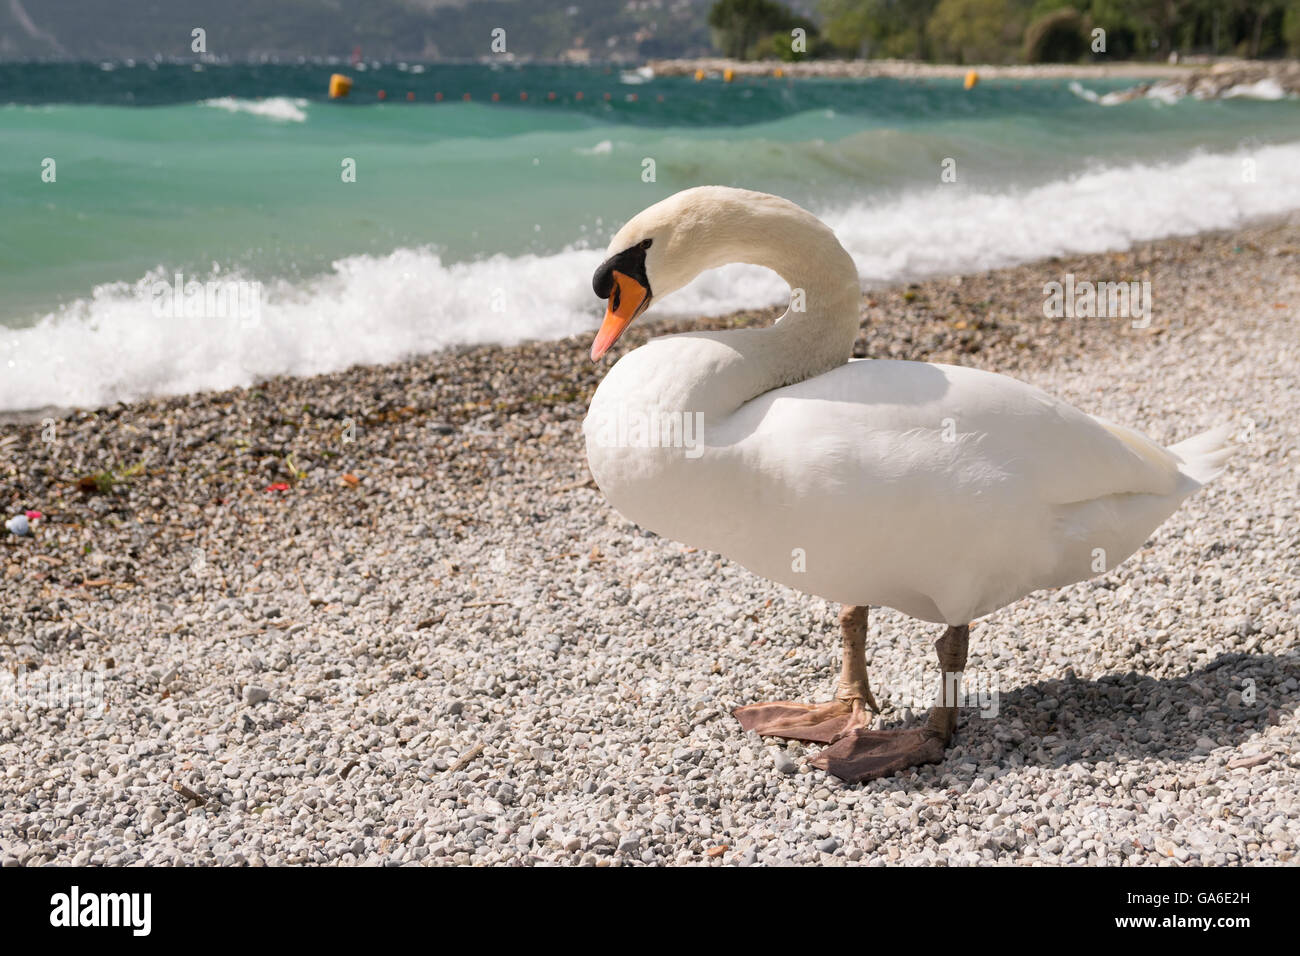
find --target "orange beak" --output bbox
[591,270,649,361]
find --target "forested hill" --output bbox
[0,0,718,61]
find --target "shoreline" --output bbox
[647,56,1300,97]
[646,56,1199,80]
[1,217,1297,865]
[1,213,1295,428]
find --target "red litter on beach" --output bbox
[266,483,290,493]
[25,510,42,520]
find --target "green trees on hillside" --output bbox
[927,0,1025,63]
[820,0,938,58]
[1022,7,1090,62]
[707,0,823,59]
[799,0,1300,62]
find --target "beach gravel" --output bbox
[0,218,1297,865]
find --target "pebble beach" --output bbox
[1,218,1297,866]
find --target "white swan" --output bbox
[583,186,1234,782]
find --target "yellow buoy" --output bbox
[963,70,979,90]
[773,68,784,78]
[693,68,705,82]
[723,68,734,83]
[329,73,353,98]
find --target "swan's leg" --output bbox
[810,623,970,783]
[733,604,881,744]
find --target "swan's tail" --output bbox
[1169,423,1237,486]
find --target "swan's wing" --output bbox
[741,360,1185,505]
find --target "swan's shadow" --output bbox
[874,650,1297,786]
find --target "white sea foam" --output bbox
[1072,77,1291,106]
[1144,82,1185,105]
[824,140,1300,281]
[200,97,309,122]
[1067,81,1147,106]
[5,141,1300,411]
[1222,78,1287,101]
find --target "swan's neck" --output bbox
[738,225,861,388]
[590,195,862,442]
[683,202,862,411]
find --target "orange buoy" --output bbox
[406,91,414,101]
[575,91,584,101]
[520,91,528,101]
[603,92,611,101]
[547,91,556,101]
[693,69,705,81]
[434,91,443,102]
[377,89,386,100]
[723,68,734,83]
[773,68,784,78]
[656,94,664,102]
[964,70,979,90]
[328,73,353,98]
[491,92,500,102]
[462,92,471,101]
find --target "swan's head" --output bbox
[590,235,655,361]
[590,186,758,361]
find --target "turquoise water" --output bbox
[1,62,1298,409]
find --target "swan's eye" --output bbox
[611,284,621,311]
[593,240,652,300]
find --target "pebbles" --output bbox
[0,219,1297,865]
[772,749,799,775]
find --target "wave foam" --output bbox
[200,97,309,122]
[5,141,1300,411]
[1222,78,1287,101]
[825,140,1300,280]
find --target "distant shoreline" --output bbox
[646,57,1197,80]
[647,57,1300,100]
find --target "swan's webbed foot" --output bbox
[808,725,948,782]
[733,695,875,745]
[733,604,880,744]
[736,614,973,784]
[810,623,971,784]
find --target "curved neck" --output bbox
[683,199,862,408]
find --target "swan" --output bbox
[582,186,1234,783]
